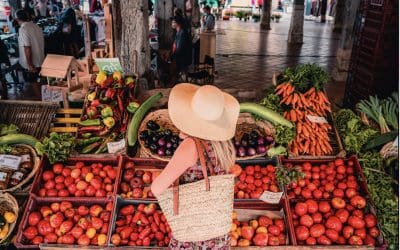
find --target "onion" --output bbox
[247,147,256,156]
[166,142,172,148]
[157,147,166,156]
[265,136,274,144]
[234,140,240,147]
[256,145,267,154]
[238,147,246,157]
[257,136,265,145]
[158,137,166,146]
[241,139,248,147]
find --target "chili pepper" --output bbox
[76,137,102,147]
[95,71,107,85]
[81,141,102,154]
[78,119,101,127]
[101,106,113,118]
[90,99,101,107]
[127,102,140,114]
[94,133,117,154]
[105,88,116,99]
[103,117,115,129]
[87,91,96,101]
[117,94,124,112]
[78,126,103,133]
[100,89,108,102]
[96,127,110,136]
[86,106,98,119]
[113,71,122,81]
[125,76,135,86]
[82,133,92,139]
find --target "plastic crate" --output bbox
[30,155,122,200]
[117,157,167,201]
[0,100,59,139]
[15,196,115,249]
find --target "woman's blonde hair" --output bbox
[209,140,236,173]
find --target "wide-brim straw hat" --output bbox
[168,83,240,141]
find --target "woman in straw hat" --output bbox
[151,83,240,249]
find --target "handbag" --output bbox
[156,138,234,242]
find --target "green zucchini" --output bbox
[127,92,163,146]
[0,133,39,148]
[363,131,398,151]
[240,103,294,128]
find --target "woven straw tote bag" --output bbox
[156,138,234,242]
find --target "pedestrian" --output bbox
[277,0,283,11]
[151,83,240,249]
[201,5,215,31]
[14,9,44,74]
[170,15,192,83]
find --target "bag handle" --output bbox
[173,137,210,215]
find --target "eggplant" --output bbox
[248,139,257,147]
[164,129,172,136]
[250,131,259,139]
[237,147,246,157]
[147,120,160,131]
[158,137,166,146]
[166,142,172,148]
[265,136,274,144]
[240,139,248,147]
[157,147,166,156]
[139,130,149,140]
[165,148,173,156]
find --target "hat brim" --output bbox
[168,83,240,141]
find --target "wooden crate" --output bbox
[48,108,82,134]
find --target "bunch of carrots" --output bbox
[275,82,333,156]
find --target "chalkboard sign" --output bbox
[94,58,123,74]
[41,85,65,102]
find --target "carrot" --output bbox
[285,95,293,105]
[290,110,297,122]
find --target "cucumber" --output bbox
[127,92,163,146]
[240,103,294,128]
[363,131,398,151]
[0,133,39,148]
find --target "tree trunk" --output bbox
[288,0,305,43]
[333,0,346,32]
[260,0,272,30]
[320,0,327,22]
[113,0,150,77]
[157,0,174,50]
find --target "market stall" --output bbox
[0,64,397,249]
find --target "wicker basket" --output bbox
[0,193,19,244]
[234,113,276,160]
[138,109,179,161]
[0,144,41,193]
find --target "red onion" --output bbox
[256,145,267,154]
[237,147,246,157]
[257,136,265,145]
[247,147,256,156]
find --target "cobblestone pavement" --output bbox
[213,14,341,95]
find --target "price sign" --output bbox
[0,155,22,170]
[95,58,123,74]
[107,139,126,154]
[41,85,64,102]
[306,115,328,124]
[259,191,283,204]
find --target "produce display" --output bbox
[285,158,366,200]
[230,211,287,246]
[276,64,334,156]
[0,144,36,190]
[139,120,181,157]
[234,131,274,157]
[110,202,171,247]
[118,160,160,199]
[34,161,118,198]
[0,211,16,241]
[76,71,138,154]
[232,163,280,199]
[290,198,382,246]
[35,132,75,164]
[19,200,113,246]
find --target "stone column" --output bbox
[260,0,272,30]
[333,0,346,32]
[288,0,305,44]
[332,0,361,81]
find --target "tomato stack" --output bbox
[283,157,384,247]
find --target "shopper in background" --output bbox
[152,84,240,249]
[171,15,192,82]
[15,9,44,73]
[201,5,215,31]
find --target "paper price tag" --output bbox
[259,191,283,204]
[0,154,22,170]
[393,136,398,147]
[107,139,126,154]
[306,115,328,124]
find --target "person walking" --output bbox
[152,83,240,249]
[15,9,44,74]
[171,15,192,83]
[201,5,215,31]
